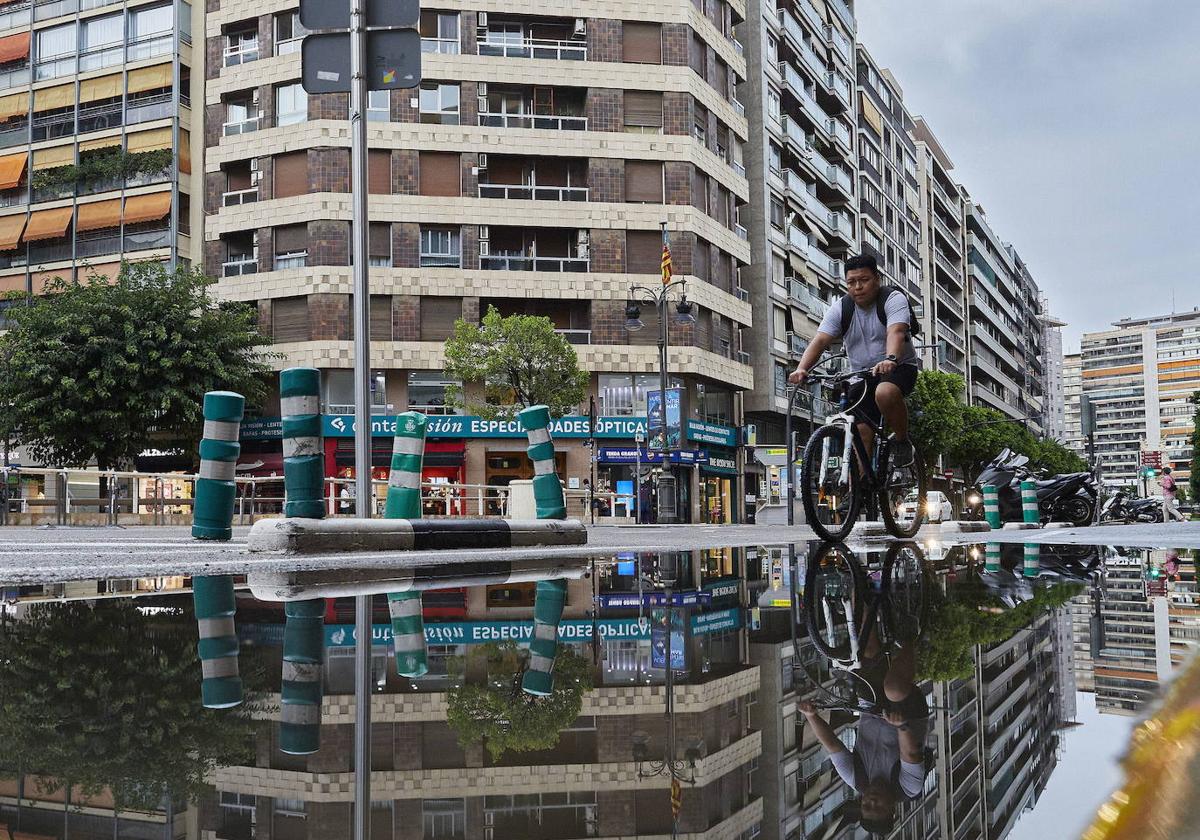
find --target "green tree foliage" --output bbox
[1191,391,1200,502]
[907,369,966,469]
[445,641,594,761]
[917,577,1082,682]
[0,601,258,810]
[442,306,590,420]
[0,262,271,469]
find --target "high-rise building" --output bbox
[207,0,755,523]
[1040,297,1067,442]
[1079,308,1200,487]
[0,0,198,318]
[738,0,857,446]
[1062,352,1086,460]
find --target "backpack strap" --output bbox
[838,293,855,338]
[875,286,897,329]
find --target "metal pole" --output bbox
[786,386,794,528]
[663,584,675,838]
[349,0,372,831]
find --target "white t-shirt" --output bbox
[828,713,927,799]
[817,292,919,373]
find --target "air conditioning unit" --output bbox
[573,18,585,36]
[477,152,488,168]
[577,230,590,246]
[477,11,487,27]
[477,81,488,96]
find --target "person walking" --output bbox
[1162,467,1186,522]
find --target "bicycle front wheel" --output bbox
[883,542,928,644]
[878,437,927,538]
[804,543,867,660]
[801,425,861,542]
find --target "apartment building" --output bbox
[737,0,857,444]
[964,199,1046,431]
[204,0,755,523]
[1062,352,1085,460]
[909,117,968,385]
[0,0,198,319]
[1041,300,1067,443]
[1079,308,1200,487]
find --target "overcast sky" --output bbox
[854,1,1200,352]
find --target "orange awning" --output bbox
[22,206,72,242]
[0,31,30,65]
[0,151,26,190]
[0,213,26,250]
[0,91,28,122]
[178,129,191,174]
[76,198,122,232]
[127,63,172,94]
[122,192,171,225]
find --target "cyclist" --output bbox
[788,253,919,466]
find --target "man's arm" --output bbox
[790,332,835,384]
[799,701,847,755]
[883,710,924,763]
[871,323,909,377]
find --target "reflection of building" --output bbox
[203,551,762,839]
[0,784,184,840]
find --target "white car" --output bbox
[897,490,953,523]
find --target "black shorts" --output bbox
[846,363,918,426]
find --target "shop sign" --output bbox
[702,581,740,600]
[686,419,738,448]
[241,417,284,440]
[598,448,708,465]
[598,590,712,608]
[240,415,649,440]
[704,454,738,475]
[240,618,653,648]
[690,607,741,635]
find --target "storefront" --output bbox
[699,448,738,523]
[595,448,703,524]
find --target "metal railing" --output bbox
[734,223,748,240]
[477,183,588,201]
[223,41,260,66]
[554,328,592,344]
[478,112,587,131]
[479,255,589,272]
[223,258,258,277]
[222,187,259,206]
[223,115,260,136]
[478,38,586,61]
[420,37,460,54]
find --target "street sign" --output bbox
[301,30,421,93]
[299,0,419,31]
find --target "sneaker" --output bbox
[890,438,915,469]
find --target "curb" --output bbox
[940,521,992,534]
[247,517,587,554]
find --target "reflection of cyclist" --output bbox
[788,253,919,466]
[798,636,928,835]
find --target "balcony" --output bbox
[478,37,586,61]
[794,0,825,32]
[789,278,827,320]
[825,24,851,63]
[828,118,852,151]
[222,187,259,207]
[933,175,960,211]
[78,42,124,74]
[778,115,813,157]
[480,255,589,272]
[75,230,121,258]
[477,183,588,201]
[0,63,30,92]
[123,227,172,251]
[0,2,30,33]
[820,156,853,196]
[824,71,852,110]
[554,328,591,344]
[223,115,260,136]
[934,213,962,253]
[78,101,122,133]
[828,210,854,241]
[127,92,174,124]
[478,112,586,131]
[935,285,964,319]
[933,248,962,285]
[30,111,74,143]
[127,30,173,62]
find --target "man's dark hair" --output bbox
[1164,467,1172,474]
[860,814,897,835]
[844,253,880,278]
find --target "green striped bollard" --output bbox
[984,542,1001,574]
[281,368,325,519]
[1020,480,1039,526]
[522,578,568,697]
[1023,543,1040,578]
[518,405,565,521]
[982,485,1001,529]
[280,599,325,755]
[193,575,243,709]
[385,411,429,678]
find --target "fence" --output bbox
[0,466,626,527]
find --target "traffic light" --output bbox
[1143,466,1157,479]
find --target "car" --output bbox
[897,490,953,524]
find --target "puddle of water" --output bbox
[0,541,1193,840]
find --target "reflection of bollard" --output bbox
[384,412,427,519]
[1023,543,1040,578]
[280,599,325,755]
[1020,480,1039,526]
[388,592,427,677]
[984,542,1001,573]
[983,485,1001,529]
[522,579,567,696]
[193,575,242,708]
[518,405,565,520]
[193,391,245,540]
[281,368,324,520]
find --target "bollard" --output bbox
[193,575,242,709]
[1020,480,1039,526]
[384,412,427,519]
[1023,543,1040,579]
[193,391,245,540]
[518,405,565,520]
[280,599,325,755]
[522,578,567,697]
[387,592,428,677]
[281,368,325,520]
[982,485,1001,529]
[984,542,1001,574]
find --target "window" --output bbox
[80,14,123,71]
[419,151,460,197]
[420,226,460,268]
[275,83,306,126]
[273,224,307,269]
[625,160,663,203]
[419,10,460,54]
[626,230,663,274]
[692,103,708,145]
[423,799,465,839]
[368,149,391,194]
[273,151,308,199]
[224,93,259,134]
[420,298,463,341]
[770,197,784,230]
[35,24,76,79]
[769,142,782,175]
[369,222,391,267]
[623,90,662,134]
[128,5,172,59]
[419,82,460,124]
[273,799,306,817]
[274,11,308,54]
[367,89,389,121]
[623,21,662,64]
[408,370,459,413]
[767,87,780,121]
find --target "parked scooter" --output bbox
[963,449,1097,526]
[1100,490,1163,524]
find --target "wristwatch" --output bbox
[884,354,897,363]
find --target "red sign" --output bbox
[1141,450,1163,467]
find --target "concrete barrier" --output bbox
[247,516,587,554]
[280,599,324,755]
[940,521,992,534]
[1002,522,1041,530]
[984,543,1001,573]
[280,368,324,520]
[192,391,244,540]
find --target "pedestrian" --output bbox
[1162,467,1186,522]
[339,482,355,515]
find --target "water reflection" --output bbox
[0,544,1196,840]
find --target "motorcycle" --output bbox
[964,449,1096,527]
[1100,490,1162,524]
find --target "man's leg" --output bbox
[856,422,875,476]
[875,382,909,440]
[883,640,917,704]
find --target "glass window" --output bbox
[420,11,460,53]
[769,142,782,174]
[128,4,173,59]
[598,374,683,416]
[81,13,122,51]
[408,370,460,414]
[423,799,465,839]
[274,11,308,54]
[419,82,459,124]
[35,23,76,78]
[367,89,389,122]
[419,226,461,267]
[275,83,307,126]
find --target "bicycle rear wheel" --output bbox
[804,543,867,660]
[883,542,927,643]
[801,425,861,542]
[878,436,927,538]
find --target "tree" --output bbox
[0,601,258,810]
[907,370,967,467]
[443,306,590,419]
[445,641,594,761]
[0,262,271,470]
[1191,391,1200,502]
[1031,436,1088,476]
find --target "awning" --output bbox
[0,91,27,122]
[121,192,171,225]
[22,206,73,242]
[126,126,172,153]
[34,83,75,113]
[31,145,72,170]
[859,92,883,136]
[0,213,26,250]
[79,73,122,103]
[76,198,122,232]
[178,129,191,174]
[753,448,791,467]
[127,62,172,94]
[0,31,30,65]
[79,134,121,152]
[0,151,27,190]
[801,211,828,246]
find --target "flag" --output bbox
[661,236,672,286]
[670,777,683,818]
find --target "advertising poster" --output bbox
[647,387,683,451]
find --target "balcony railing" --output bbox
[223,258,258,276]
[30,112,74,142]
[78,101,122,133]
[222,187,259,206]
[825,24,851,62]
[223,115,260,136]
[823,157,853,194]
[734,222,748,240]
[276,36,303,55]
[478,37,586,61]
[933,212,960,248]
[78,43,124,73]
[478,112,586,131]
[75,231,121,258]
[420,37,459,54]
[28,239,73,263]
[34,55,76,81]
[932,175,959,210]
[0,63,30,91]
[124,227,172,251]
[828,118,852,149]
[34,0,74,20]
[480,255,589,272]
[223,41,260,66]
[478,183,588,202]
[825,71,851,107]
[934,248,962,284]
[795,0,824,31]
[829,211,854,240]
[0,3,31,33]
[127,31,173,62]
[125,167,171,188]
[554,328,591,345]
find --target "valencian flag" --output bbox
[661,230,673,286]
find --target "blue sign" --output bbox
[690,608,741,635]
[651,610,687,670]
[598,448,708,465]
[240,415,648,441]
[240,619,652,648]
[686,419,738,448]
[599,590,712,608]
[647,388,683,450]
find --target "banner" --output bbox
[647,388,682,451]
[686,419,738,448]
[242,414,649,441]
[597,448,707,465]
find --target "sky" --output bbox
[854,1,1200,352]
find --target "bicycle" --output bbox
[796,361,927,541]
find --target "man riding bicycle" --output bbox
[788,254,919,467]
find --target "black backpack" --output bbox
[838,285,921,341]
